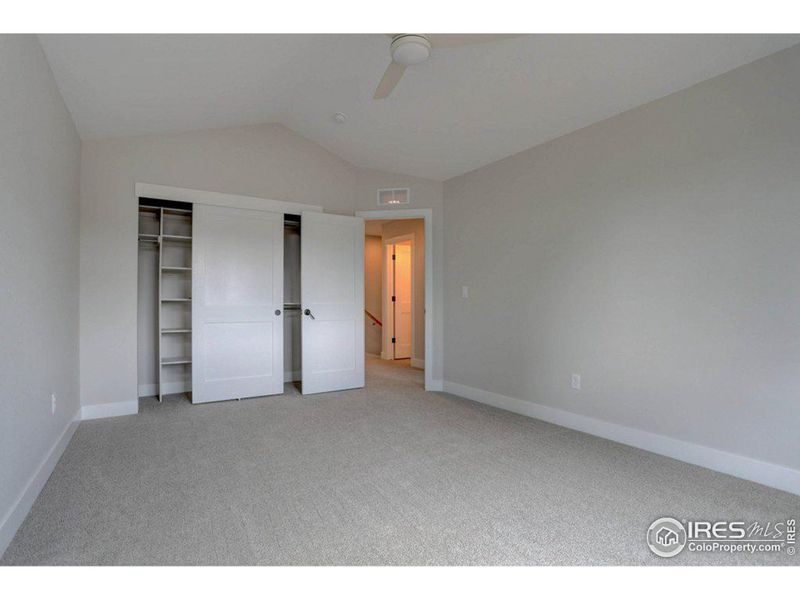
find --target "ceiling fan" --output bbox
[374,34,520,100]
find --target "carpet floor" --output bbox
[2,358,798,565]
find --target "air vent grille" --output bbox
[377,188,410,206]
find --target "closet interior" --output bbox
[283,214,302,385]
[137,200,303,403]
[137,199,194,402]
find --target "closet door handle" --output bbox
[304,309,315,320]
[275,309,281,316]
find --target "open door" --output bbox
[392,242,413,359]
[192,205,284,403]
[301,212,365,394]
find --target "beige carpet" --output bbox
[2,357,798,565]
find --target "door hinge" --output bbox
[392,254,396,260]
[391,295,396,302]
[391,337,396,344]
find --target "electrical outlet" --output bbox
[571,374,581,390]
[51,393,57,414]
[462,286,469,299]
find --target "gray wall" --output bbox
[0,36,81,551]
[81,124,444,411]
[444,44,800,472]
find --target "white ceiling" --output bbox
[39,34,798,181]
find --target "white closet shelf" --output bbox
[161,328,191,334]
[161,266,192,271]
[161,356,192,365]
[161,298,192,302]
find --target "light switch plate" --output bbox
[571,374,581,390]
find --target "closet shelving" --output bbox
[138,201,193,402]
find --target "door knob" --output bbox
[304,308,315,320]
[275,309,281,316]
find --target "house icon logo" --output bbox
[656,527,678,546]
[647,517,687,558]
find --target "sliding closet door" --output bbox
[301,212,365,394]
[192,205,284,403]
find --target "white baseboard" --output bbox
[81,400,139,421]
[442,380,800,496]
[410,357,425,369]
[0,408,81,558]
[138,381,191,397]
[428,379,444,392]
[284,370,301,383]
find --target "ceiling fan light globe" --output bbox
[390,35,432,66]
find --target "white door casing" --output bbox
[192,204,284,403]
[301,211,365,394]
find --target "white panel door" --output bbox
[301,212,365,394]
[393,243,413,359]
[192,205,284,403]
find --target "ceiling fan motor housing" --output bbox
[391,35,432,65]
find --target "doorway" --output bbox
[363,219,424,373]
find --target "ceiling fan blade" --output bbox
[373,61,407,99]
[427,34,522,48]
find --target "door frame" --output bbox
[355,208,436,391]
[382,233,415,361]
[136,182,323,216]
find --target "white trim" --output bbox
[442,381,800,496]
[356,208,436,392]
[81,400,139,421]
[136,182,323,215]
[383,232,415,361]
[0,408,81,558]
[429,379,444,392]
[410,358,425,369]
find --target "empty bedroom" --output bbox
[1,1,798,595]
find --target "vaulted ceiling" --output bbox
[39,34,798,181]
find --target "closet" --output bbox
[137,199,194,402]
[137,198,364,404]
[283,215,302,384]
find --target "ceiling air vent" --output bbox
[377,188,410,206]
